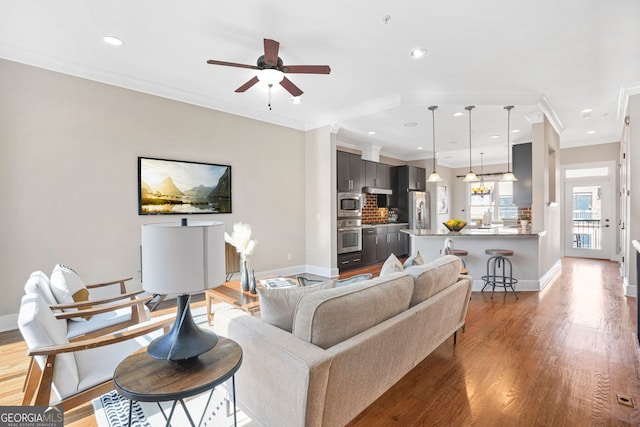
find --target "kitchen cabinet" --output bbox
[512,142,532,207]
[337,252,363,272]
[397,165,426,191]
[337,151,364,192]
[364,161,391,189]
[361,224,410,266]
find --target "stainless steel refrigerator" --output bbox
[408,191,430,230]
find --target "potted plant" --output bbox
[519,214,530,228]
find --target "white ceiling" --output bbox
[2,0,639,167]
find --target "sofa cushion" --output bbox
[50,264,92,320]
[292,272,413,349]
[379,253,404,277]
[256,280,335,332]
[404,255,462,307]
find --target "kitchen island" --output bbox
[402,227,560,291]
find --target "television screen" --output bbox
[138,157,231,215]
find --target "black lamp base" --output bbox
[147,294,218,363]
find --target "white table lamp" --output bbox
[141,220,225,362]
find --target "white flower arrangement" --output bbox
[224,222,257,259]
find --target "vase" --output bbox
[240,257,250,292]
[249,270,257,294]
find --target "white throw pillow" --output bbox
[379,253,404,277]
[49,264,91,320]
[257,280,335,332]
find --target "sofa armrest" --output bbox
[213,308,332,427]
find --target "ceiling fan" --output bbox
[207,39,331,99]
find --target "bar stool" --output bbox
[481,249,518,299]
[453,249,468,274]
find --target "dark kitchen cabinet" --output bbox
[362,228,377,265]
[361,224,409,266]
[337,151,364,192]
[512,142,532,207]
[337,252,363,272]
[397,165,426,191]
[364,161,391,189]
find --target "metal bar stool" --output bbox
[453,249,468,274]
[481,249,518,299]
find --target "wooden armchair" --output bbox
[25,268,152,340]
[18,293,174,411]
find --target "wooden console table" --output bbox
[205,280,261,325]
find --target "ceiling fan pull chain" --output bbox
[268,84,273,110]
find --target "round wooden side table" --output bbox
[114,336,242,427]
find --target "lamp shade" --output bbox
[141,221,225,295]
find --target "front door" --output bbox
[563,164,615,259]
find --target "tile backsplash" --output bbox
[362,194,388,224]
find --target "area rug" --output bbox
[93,388,258,427]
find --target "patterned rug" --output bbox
[93,388,256,427]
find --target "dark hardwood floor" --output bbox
[2,257,638,426]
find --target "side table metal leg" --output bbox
[232,375,238,427]
[128,400,133,427]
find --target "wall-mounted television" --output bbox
[138,157,231,215]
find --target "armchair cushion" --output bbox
[24,271,59,309]
[18,294,79,400]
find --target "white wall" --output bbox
[0,59,308,327]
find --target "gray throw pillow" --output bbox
[336,273,372,287]
[403,250,425,268]
[256,280,335,332]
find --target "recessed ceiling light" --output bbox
[587,130,596,134]
[290,96,302,104]
[410,48,427,58]
[452,112,464,117]
[368,131,376,135]
[490,134,500,139]
[403,122,418,127]
[103,36,124,47]
[417,146,424,150]
[511,129,521,133]
[581,109,593,114]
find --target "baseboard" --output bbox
[623,277,638,297]
[538,259,563,290]
[0,313,18,332]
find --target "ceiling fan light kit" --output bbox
[207,38,330,109]
[462,105,479,182]
[501,105,518,182]
[426,105,442,183]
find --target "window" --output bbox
[469,179,517,222]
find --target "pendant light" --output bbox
[501,105,518,181]
[426,105,442,182]
[463,105,479,182]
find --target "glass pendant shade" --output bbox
[464,105,479,182]
[427,171,443,182]
[463,171,479,182]
[427,105,442,182]
[501,105,518,182]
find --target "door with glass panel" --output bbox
[563,165,614,259]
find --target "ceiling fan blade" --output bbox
[280,77,303,97]
[207,59,260,70]
[282,65,331,74]
[263,39,280,67]
[235,76,260,93]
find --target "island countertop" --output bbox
[401,227,546,237]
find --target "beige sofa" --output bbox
[213,255,472,427]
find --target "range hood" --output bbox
[363,186,393,195]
